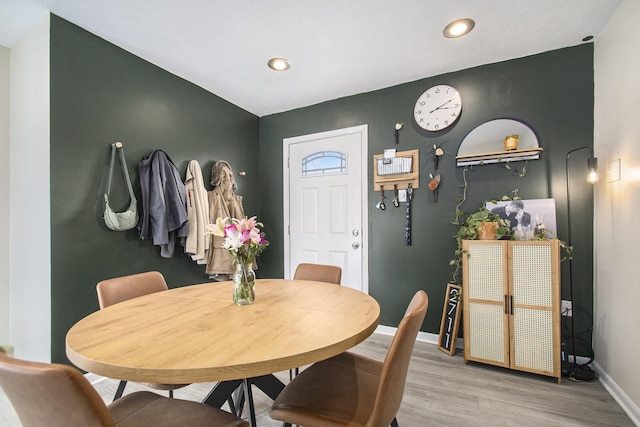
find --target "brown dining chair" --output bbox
[0,348,248,427]
[293,262,342,285]
[270,290,428,427]
[290,262,342,380]
[96,271,189,401]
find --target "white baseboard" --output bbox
[593,361,640,426]
[375,325,462,348]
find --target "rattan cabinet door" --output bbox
[509,241,561,380]
[463,241,509,368]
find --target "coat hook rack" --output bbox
[373,149,419,191]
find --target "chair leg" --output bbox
[288,367,300,382]
[113,380,127,402]
[243,379,257,427]
[169,389,173,398]
[391,417,398,427]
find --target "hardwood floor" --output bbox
[1,333,633,426]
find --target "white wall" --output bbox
[0,46,10,348]
[9,15,50,362]
[594,0,640,422]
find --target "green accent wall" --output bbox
[48,13,595,362]
[49,15,260,363]
[259,44,594,358]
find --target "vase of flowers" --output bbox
[233,262,256,305]
[207,216,269,305]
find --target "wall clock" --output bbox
[413,85,462,131]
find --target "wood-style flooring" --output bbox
[0,333,633,426]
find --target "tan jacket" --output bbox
[205,187,245,275]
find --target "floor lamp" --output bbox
[564,146,598,381]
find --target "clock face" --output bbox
[414,85,462,131]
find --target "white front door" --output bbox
[283,125,368,292]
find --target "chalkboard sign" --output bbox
[437,283,462,355]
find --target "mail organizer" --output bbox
[373,149,419,191]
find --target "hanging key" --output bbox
[405,184,413,245]
[376,186,386,210]
[392,185,400,208]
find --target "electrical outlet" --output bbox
[398,189,407,202]
[561,300,572,317]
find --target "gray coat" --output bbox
[138,150,188,258]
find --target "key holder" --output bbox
[373,149,419,192]
[392,185,400,208]
[376,186,386,210]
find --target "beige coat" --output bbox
[205,187,245,275]
[183,160,210,264]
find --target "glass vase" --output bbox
[233,262,255,305]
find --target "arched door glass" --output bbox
[301,151,346,176]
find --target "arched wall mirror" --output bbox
[456,118,542,166]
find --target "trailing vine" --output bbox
[504,159,528,177]
[452,166,470,226]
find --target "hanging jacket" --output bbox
[205,186,245,275]
[138,150,188,258]
[183,160,210,264]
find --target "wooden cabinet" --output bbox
[462,240,561,383]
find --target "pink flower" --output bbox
[206,216,269,265]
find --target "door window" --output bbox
[302,151,346,176]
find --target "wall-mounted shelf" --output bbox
[456,119,541,167]
[456,147,543,166]
[373,149,419,191]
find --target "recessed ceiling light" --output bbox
[268,57,291,71]
[443,18,475,38]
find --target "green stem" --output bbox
[453,166,469,224]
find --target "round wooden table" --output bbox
[66,279,380,384]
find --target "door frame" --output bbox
[282,124,369,293]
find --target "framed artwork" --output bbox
[485,198,557,238]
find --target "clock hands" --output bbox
[429,97,457,114]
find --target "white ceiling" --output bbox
[0,0,622,117]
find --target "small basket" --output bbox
[376,156,413,176]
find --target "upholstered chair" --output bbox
[96,271,189,400]
[271,290,428,427]
[0,348,248,427]
[293,262,342,285]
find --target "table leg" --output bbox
[249,374,285,400]
[202,374,286,425]
[202,379,243,407]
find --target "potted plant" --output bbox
[450,205,511,284]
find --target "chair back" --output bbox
[97,271,168,309]
[293,263,342,285]
[367,290,428,427]
[0,348,114,427]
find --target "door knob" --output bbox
[352,242,360,250]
